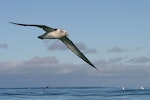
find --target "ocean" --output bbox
[0,87,150,100]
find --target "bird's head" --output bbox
[65,32,69,37]
[62,30,69,37]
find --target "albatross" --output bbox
[10,22,99,71]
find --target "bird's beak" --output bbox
[66,33,69,37]
[38,35,43,39]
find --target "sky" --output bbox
[0,0,150,88]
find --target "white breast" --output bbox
[45,29,66,39]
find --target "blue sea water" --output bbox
[0,87,150,100]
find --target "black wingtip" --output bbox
[89,63,100,72]
[9,22,26,26]
[96,68,100,72]
[92,65,100,72]
[9,22,20,25]
[9,22,15,24]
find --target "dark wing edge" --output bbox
[60,36,99,71]
[9,22,57,32]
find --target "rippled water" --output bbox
[0,87,150,100]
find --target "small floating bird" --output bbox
[10,22,99,71]
[122,86,125,90]
[140,86,144,90]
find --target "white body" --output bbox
[39,29,68,39]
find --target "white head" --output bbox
[59,29,69,37]
[64,30,69,37]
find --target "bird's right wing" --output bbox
[10,22,57,32]
[60,36,99,71]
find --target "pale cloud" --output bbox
[94,58,150,77]
[25,56,59,65]
[133,46,145,51]
[107,47,127,53]
[107,46,145,54]
[108,57,126,63]
[0,61,22,74]
[94,57,126,66]
[0,44,8,49]
[59,68,74,74]
[0,56,81,75]
[127,56,150,64]
[1,56,149,76]
[0,56,150,87]
[44,41,97,54]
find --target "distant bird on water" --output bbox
[10,22,99,71]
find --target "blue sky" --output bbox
[0,0,150,88]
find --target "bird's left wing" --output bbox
[60,36,99,71]
[10,22,57,32]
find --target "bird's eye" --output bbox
[60,30,63,32]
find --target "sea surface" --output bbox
[0,87,150,100]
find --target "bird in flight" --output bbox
[10,22,99,71]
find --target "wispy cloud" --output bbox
[107,47,127,53]
[108,57,126,63]
[127,56,150,64]
[44,41,97,54]
[107,46,145,54]
[0,44,8,49]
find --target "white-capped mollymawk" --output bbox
[10,22,99,71]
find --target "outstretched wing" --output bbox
[10,22,57,32]
[60,36,99,71]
